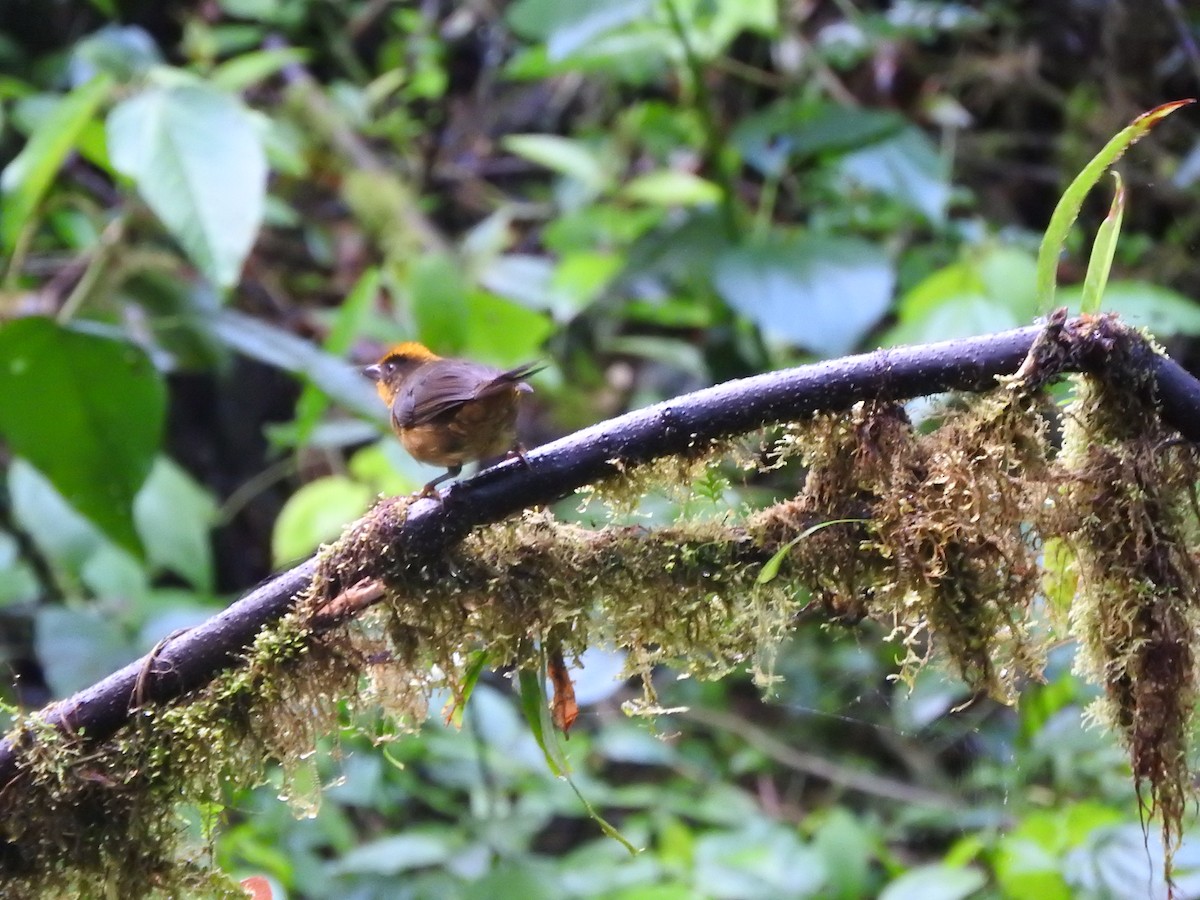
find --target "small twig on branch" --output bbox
[2,316,1199,786]
[308,578,386,631]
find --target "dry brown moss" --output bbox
[1048,371,1200,867]
[4,329,1200,892]
[750,394,1052,701]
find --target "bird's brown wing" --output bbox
[393,366,480,427]
[395,360,545,428]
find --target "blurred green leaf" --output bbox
[813,809,875,900]
[733,100,903,176]
[884,245,1039,345]
[1062,803,1125,844]
[0,318,164,554]
[1066,822,1200,898]
[210,47,309,91]
[507,0,653,61]
[80,543,147,601]
[503,134,612,192]
[275,267,381,449]
[478,253,557,310]
[107,80,267,288]
[0,74,113,252]
[623,297,714,328]
[271,476,373,567]
[1060,280,1200,338]
[624,209,731,286]
[878,864,986,900]
[347,443,420,496]
[693,822,827,898]
[330,831,457,876]
[604,335,706,377]
[35,605,140,697]
[70,25,162,82]
[133,456,217,591]
[461,291,555,363]
[208,309,382,420]
[412,253,471,353]
[621,170,722,207]
[975,246,1041,321]
[8,458,105,576]
[554,251,622,308]
[506,30,669,85]
[0,533,39,607]
[994,805,1125,900]
[681,0,778,56]
[714,234,894,356]
[465,861,562,900]
[837,127,950,223]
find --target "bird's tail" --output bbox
[480,360,545,396]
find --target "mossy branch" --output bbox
[6,314,1200,894]
[3,314,1200,806]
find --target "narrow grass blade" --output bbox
[1035,99,1193,311]
[1079,172,1125,314]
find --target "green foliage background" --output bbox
[3,1,1200,897]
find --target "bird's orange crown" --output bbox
[381,341,442,365]
[367,342,443,405]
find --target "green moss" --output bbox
[751,396,1051,701]
[3,328,1198,890]
[1049,372,1200,872]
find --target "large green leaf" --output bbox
[461,290,555,364]
[271,476,372,566]
[411,254,471,354]
[882,245,1039,346]
[35,605,141,697]
[732,100,903,176]
[133,456,217,591]
[274,267,380,448]
[1059,280,1200,337]
[207,308,381,420]
[837,127,950,223]
[107,80,267,288]
[714,234,894,356]
[0,318,165,554]
[507,0,652,60]
[879,864,987,900]
[0,74,113,252]
[502,134,612,192]
[70,25,163,82]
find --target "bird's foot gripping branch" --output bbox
[4,315,1200,896]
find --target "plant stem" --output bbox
[661,0,742,239]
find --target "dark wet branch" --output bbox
[2,315,1198,786]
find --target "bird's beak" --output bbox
[361,364,383,382]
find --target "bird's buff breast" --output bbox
[398,391,521,467]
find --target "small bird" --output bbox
[362,342,542,495]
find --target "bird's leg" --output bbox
[420,465,461,498]
[506,443,533,469]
